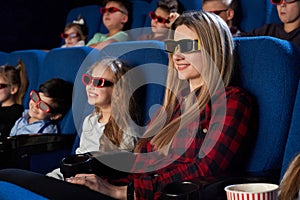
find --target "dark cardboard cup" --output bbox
[161,181,200,200]
[60,154,93,179]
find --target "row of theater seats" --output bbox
[65,0,281,42]
[0,36,299,199]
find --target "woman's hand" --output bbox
[66,174,127,199]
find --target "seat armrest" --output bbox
[187,172,280,200]
[161,172,280,200]
[0,134,76,153]
[0,134,76,170]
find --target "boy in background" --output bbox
[10,78,73,136]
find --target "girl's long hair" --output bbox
[0,60,28,104]
[135,11,235,152]
[279,154,300,200]
[88,57,139,148]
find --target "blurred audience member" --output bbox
[138,0,180,41]
[86,0,131,50]
[0,60,28,140]
[240,0,300,47]
[202,0,241,37]
[61,15,89,48]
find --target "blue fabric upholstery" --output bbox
[127,0,153,40]
[39,47,93,134]
[280,80,300,179]
[265,0,281,24]
[0,51,8,65]
[0,181,47,200]
[239,0,266,32]
[239,0,281,32]
[7,50,47,107]
[65,5,103,41]
[234,36,300,175]
[177,0,202,11]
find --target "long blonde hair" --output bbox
[87,57,139,147]
[0,60,28,105]
[135,11,235,151]
[279,154,300,200]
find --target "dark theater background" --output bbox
[0,0,101,52]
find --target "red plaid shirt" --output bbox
[110,86,255,199]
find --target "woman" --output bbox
[67,11,255,200]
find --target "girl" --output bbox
[78,57,138,153]
[0,60,28,140]
[47,57,138,179]
[61,16,88,48]
[67,11,255,199]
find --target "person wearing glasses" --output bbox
[240,0,300,47]
[66,11,255,200]
[138,0,180,41]
[0,60,28,140]
[86,0,131,50]
[9,78,73,136]
[61,16,89,48]
[202,0,241,37]
[47,57,139,180]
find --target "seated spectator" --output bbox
[0,60,28,140]
[278,153,300,200]
[138,0,180,41]
[61,15,89,48]
[66,11,256,199]
[9,78,73,136]
[47,57,139,179]
[239,0,300,47]
[86,0,131,50]
[202,0,241,37]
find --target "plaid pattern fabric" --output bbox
[129,86,255,199]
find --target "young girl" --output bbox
[0,60,28,140]
[61,16,89,48]
[47,57,138,179]
[67,11,255,199]
[77,57,137,153]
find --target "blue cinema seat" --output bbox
[0,181,47,200]
[0,51,8,65]
[280,80,300,179]
[65,5,102,41]
[199,36,300,199]
[239,0,281,32]
[7,50,47,107]
[1,36,299,200]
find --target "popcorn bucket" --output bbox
[224,183,278,200]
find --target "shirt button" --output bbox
[203,128,208,133]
